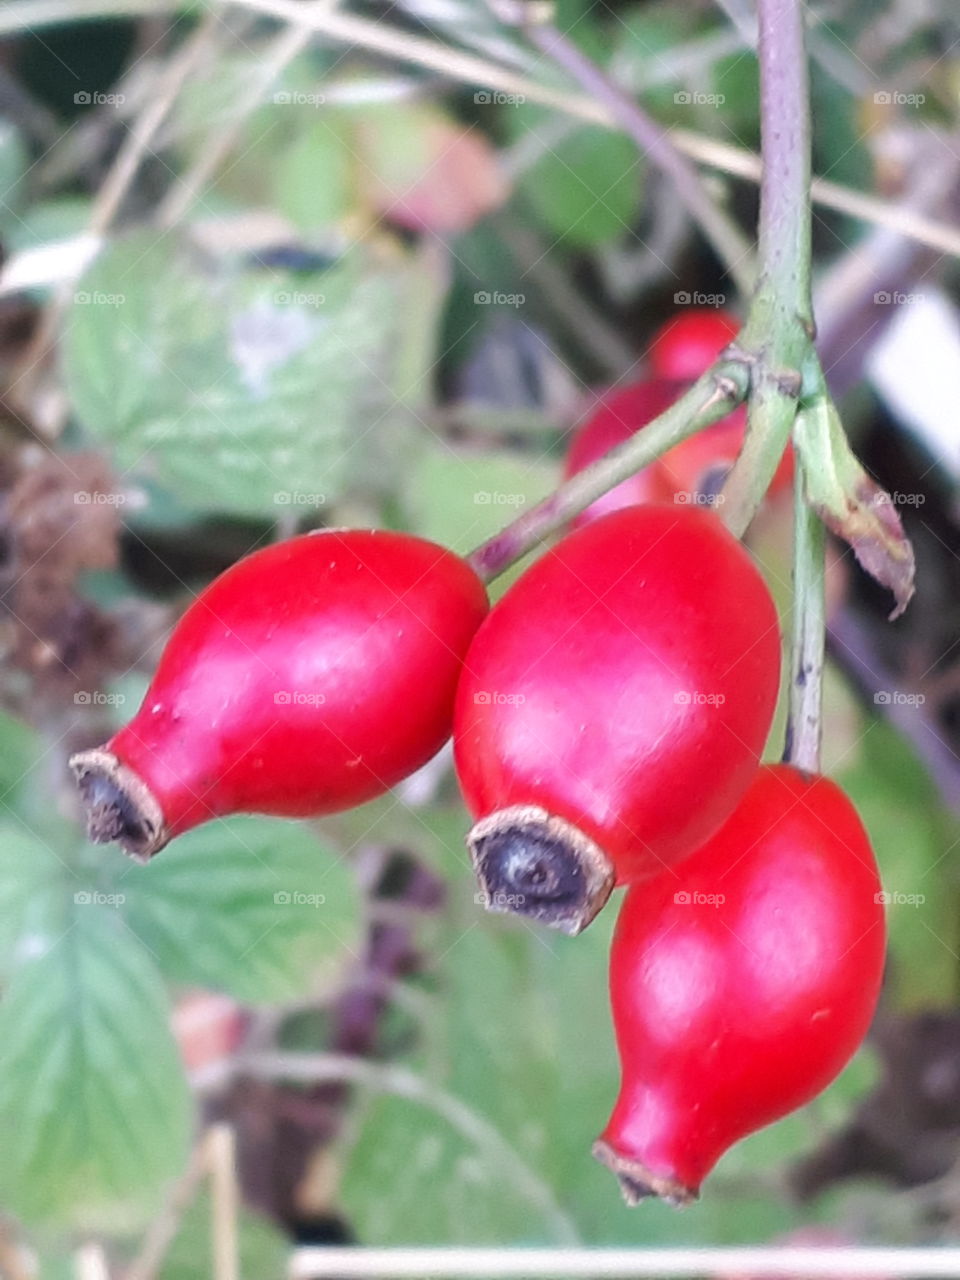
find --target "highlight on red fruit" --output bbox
[648,308,740,381]
[595,764,886,1206]
[454,504,781,935]
[71,529,489,861]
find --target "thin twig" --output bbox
[225,0,960,261]
[827,610,960,814]
[814,143,960,395]
[91,14,223,236]
[157,19,314,227]
[514,19,755,295]
[675,130,960,260]
[0,0,160,26]
[208,1125,239,1280]
[754,2,813,329]
[287,1246,960,1279]
[74,1245,112,1280]
[123,1134,211,1280]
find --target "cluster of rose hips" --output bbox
[71,311,886,1206]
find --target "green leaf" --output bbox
[156,1191,289,1280]
[0,120,27,236]
[342,877,596,1244]
[0,905,191,1232]
[322,798,472,883]
[0,709,41,811]
[809,49,872,195]
[401,440,559,596]
[30,1250,73,1280]
[172,50,343,212]
[118,816,360,1003]
[713,51,761,142]
[521,125,642,247]
[65,1183,290,1280]
[343,1088,578,1246]
[833,719,959,1008]
[63,231,443,517]
[0,823,64,974]
[446,405,561,438]
[273,116,353,231]
[612,6,701,121]
[5,195,93,255]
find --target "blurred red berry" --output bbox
[649,308,740,381]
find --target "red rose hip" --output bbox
[454,505,781,933]
[648,309,739,381]
[72,529,488,860]
[595,765,886,1205]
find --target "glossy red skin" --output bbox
[648,309,739,381]
[600,765,886,1194]
[108,530,488,837]
[565,380,792,528]
[454,505,781,882]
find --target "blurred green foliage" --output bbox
[0,717,359,1234]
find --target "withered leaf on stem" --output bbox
[794,399,915,619]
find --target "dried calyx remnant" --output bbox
[69,748,168,862]
[591,1139,698,1208]
[466,804,615,935]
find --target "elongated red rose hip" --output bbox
[595,765,886,1205]
[72,529,488,860]
[454,504,781,933]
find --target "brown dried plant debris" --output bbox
[0,447,124,702]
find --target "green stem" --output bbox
[721,0,814,536]
[785,428,827,774]
[721,0,827,772]
[752,0,814,331]
[466,363,749,583]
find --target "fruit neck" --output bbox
[598,1080,702,1205]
